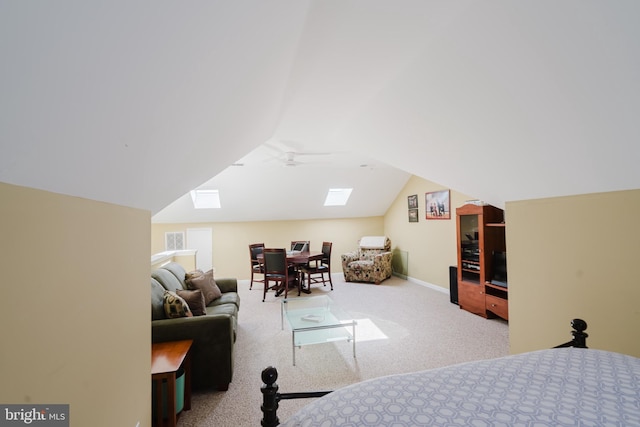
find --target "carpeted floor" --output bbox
[176,275,509,426]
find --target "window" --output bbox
[190,189,221,209]
[165,232,185,250]
[324,188,352,206]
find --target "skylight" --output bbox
[190,189,221,209]
[324,188,352,206]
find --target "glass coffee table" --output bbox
[281,295,357,366]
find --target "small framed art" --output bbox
[425,190,450,220]
[407,194,418,209]
[408,208,419,222]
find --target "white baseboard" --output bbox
[338,272,449,295]
[406,276,450,295]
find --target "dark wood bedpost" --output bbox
[261,366,280,427]
[554,318,588,348]
[569,318,588,348]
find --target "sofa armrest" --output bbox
[341,251,360,266]
[152,314,233,344]
[372,251,393,280]
[152,314,235,390]
[216,277,238,294]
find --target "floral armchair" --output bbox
[341,236,393,285]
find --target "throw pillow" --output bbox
[185,269,204,281]
[176,289,207,316]
[186,269,222,305]
[163,290,193,319]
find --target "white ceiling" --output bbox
[1,1,639,223]
[152,139,411,222]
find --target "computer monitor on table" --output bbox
[290,242,308,253]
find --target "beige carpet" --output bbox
[176,275,509,426]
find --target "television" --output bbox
[490,251,508,288]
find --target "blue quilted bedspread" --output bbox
[281,348,640,426]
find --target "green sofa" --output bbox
[150,262,240,390]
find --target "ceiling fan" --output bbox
[282,151,330,167]
[263,141,331,167]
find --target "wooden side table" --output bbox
[151,340,193,427]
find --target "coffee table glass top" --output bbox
[281,295,356,364]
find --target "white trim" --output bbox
[406,276,450,295]
[151,249,197,265]
[335,273,450,295]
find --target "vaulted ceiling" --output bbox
[2,1,639,223]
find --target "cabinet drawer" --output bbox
[485,294,508,320]
[458,281,486,317]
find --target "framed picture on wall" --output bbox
[407,194,418,209]
[425,190,450,220]
[408,208,419,222]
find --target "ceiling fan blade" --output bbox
[288,151,332,156]
[261,141,335,167]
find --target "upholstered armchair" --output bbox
[341,236,393,285]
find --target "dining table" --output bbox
[257,251,324,294]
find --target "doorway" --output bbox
[186,228,213,271]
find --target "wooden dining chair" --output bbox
[300,241,333,291]
[262,248,299,302]
[249,243,265,290]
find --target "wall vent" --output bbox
[165,232,185,250]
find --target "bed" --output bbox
[260,319,640,426]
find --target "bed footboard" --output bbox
[261,318,588,426]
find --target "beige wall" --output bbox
[384,175,474,289]
[507,189,640,357]
[0,182,151,427]
[151,217,384,279]
[6,176,636,427]
[151,175,474,290]
[151,179,640,359]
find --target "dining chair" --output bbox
[249,243,265,290]
[262,248,299,302]
[300,241,333,291]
